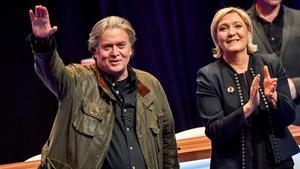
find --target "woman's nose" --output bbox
[228,27,236,37]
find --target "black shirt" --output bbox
[255,6,284,57]
[101,67,147,169]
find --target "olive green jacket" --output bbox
[33,49,179,169]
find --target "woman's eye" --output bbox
[219,27,227,32]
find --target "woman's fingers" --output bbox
[250,74,261,105]
[263,65,271,79]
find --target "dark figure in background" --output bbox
[28,5,179,169]
[247,0,300,125]
[196,7,299,169]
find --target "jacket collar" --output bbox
[220,54,254,74]
[91,64,152,102]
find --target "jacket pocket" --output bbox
[150,122,162,153]
[72,99,104,137]
[150,121,163,169]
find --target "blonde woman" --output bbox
[196,7,299,169]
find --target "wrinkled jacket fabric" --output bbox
[33,49,179,169]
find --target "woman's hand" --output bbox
[29,5,58,38]
[263,65,278,108]
[243,74,261,118]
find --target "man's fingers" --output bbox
[35,5,44,18]
[49,26,58,35]
[42,6,49,18]
[29,9,35,21]
[35,6,39,18]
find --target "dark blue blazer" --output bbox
[196,53,299,169]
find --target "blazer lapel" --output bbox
[248,5,273,53]
[280,6,291,58]
[253,21,273,52]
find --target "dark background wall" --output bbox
[0,0,299,164]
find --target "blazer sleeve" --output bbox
[267,56,296,128]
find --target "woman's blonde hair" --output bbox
[210,7,257,58]
[88,16,136,54]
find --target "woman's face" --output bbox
[216,12,250,56]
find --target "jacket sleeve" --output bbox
[268,56,296,128]
[156,80,179,169]
[196,67,248,145]
[32,37,78,100]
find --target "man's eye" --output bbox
[118,44,126,49]
[103,46,112,50]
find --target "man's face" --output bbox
[94,28,132,81]
[257,0,282,7]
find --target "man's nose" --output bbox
[111,46,120,56]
